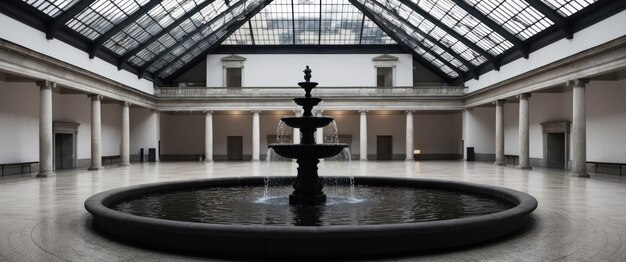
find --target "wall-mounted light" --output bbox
[413,149,421,161]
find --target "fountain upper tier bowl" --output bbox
[281,116,333,129]
[270,144,347,159]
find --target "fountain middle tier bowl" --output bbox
[281,116,333,129]
[269,143,348,159]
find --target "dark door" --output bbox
[547,133,565,169]
[377,135,393,160]
[54,133,73,169]
[227,136,243,161]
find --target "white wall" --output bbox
[160,113,204,156]
[0,13,154,94]
[130,108,159,157]
[0,81,39,163]
[465,10,626,92]
[463,107,495,155]
[206,54,413,87]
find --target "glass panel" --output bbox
[466,0,553,40]
[121,0,234,67]
[66,0,149,40]
[23,0,80,18]
[223,0,395,45]
[540,0,597,17]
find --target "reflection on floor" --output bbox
[1,160,625,261]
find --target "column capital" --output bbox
[119,101,131,107]
[88,94,103,101]
[203,110,213,114]
[405,110,414,114]
[251,110,260,114]
[359,110,369,114]
[493,99,506,106]
[36,80,56,89]
[566,78,590,88]
[516,93,531,100]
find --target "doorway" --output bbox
[54,133,74,169]
[377,135,393,160]
[546,133,566,169]
[227,136,243,160]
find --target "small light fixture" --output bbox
[413,150,421,154]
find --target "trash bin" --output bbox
[466,147,475,161]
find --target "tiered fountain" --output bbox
[269,66,347,205]
[85,66,538,258]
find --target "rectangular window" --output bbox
[226,68,242,87]
[376,67,393,87]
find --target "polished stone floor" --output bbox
[1,160,626,261]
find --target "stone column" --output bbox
[360,110,368,160]
[153,110,160,162]
[494,99,506,166]
[293,110,301,144]
[88,94,103,170]
[517,94,531,169]
[204,111,213,162]
[36,81,55,178]
[252,110,260,161]
[316,110,324,144]
[120,102,130,166]
[570,79,590,177]
[405,110,414,161]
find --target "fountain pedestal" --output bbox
[269,67,347,205]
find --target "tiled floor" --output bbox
[1,160,625,261]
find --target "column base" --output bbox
[517,166,532,170]
[570,172,590,178]
[203,159,213,163]
[494,162,507,166]
[88,166,103,171]
[119,162,131,166]
[36,172,56,178]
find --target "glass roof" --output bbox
[223,0,396,45]
[23,0,81,18]
[15,0,610,81]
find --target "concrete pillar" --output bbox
[405,110,414,161]
[360,110,368,160]
[293,110,301,144]
[120,102,130,166]
[36,81,55,178]
[252,110,260,161]
[316,110,324,144]
[204,111,213,162]
[517,94,531,169]
[494,99,506,166]
[570,79,590,177]
[88,94,103,170]
[153,110,160,162]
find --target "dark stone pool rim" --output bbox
[84,176,538,258]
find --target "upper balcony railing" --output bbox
[155,85,466,98]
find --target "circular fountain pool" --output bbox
[85,176,537,258]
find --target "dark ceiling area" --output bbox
[0,0,624,86]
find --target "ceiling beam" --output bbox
[449,0,529,58]
[117,0,217,70]
[358,14,365,45]
[364,0,479,80]
[248,20,256,45]
[524,0,572,39]
[349,0,456,84]
[396,0,500,71]
[46,0,96,40]
[89,0,164,59]
[139,0,250,75]
[156,0,275,81]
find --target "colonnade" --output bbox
[35,80,143,177]
[491,78,589,177]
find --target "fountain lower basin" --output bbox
[85,176,537,258]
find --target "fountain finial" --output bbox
[303,65,312,82]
